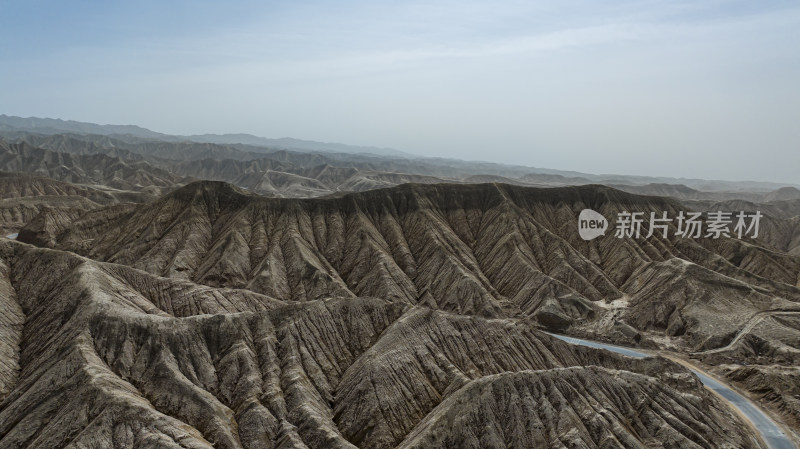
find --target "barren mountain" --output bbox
[2,117,800,447]
[169,159,449,197]
[0,239,766,448]
[0,140,186,191]
[611,183,763,202]
[764,187,800,202]
[684,198,800,256]
[0,114,411,158]
[719,365,800,431]
[0,172,158,235]
[0,196,94,236]
[4,130,799,202]
[2,135,455,198]
[24,182,800,350]
[22,181,800,438]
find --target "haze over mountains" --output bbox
[0,115,799,448]
[0,115,411,158]
[1,115,798,193]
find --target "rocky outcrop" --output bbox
[0,240,766,448]
[1,127,799,446]
[22,182,800,353]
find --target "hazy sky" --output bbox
[2,1,798,183]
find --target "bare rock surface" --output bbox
[0,240,767,448]
[15,180,800,439]
[2,125,799,444]
[25,181,800,351]
[397,367,751,449]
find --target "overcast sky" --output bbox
[1,1,798,183]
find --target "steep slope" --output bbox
[397,367,741,449]
[719,365,800,432]
[23,182,800,352]
[0,240,766,449]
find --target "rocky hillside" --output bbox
[684,197,800,256]
[23,182,800,353]
[0,239,766,448]
[0,172,158,235]
[0,140,186,191]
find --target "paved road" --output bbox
[549,333,797,449]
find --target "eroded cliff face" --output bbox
[25,181,800,351]
[14,181,799,444]
[0,240,766,448]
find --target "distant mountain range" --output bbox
[1,114,800,446]
[0,114,413,158]
[0,114,166,139]
[186,133,414,158]
[2,114,797,191]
